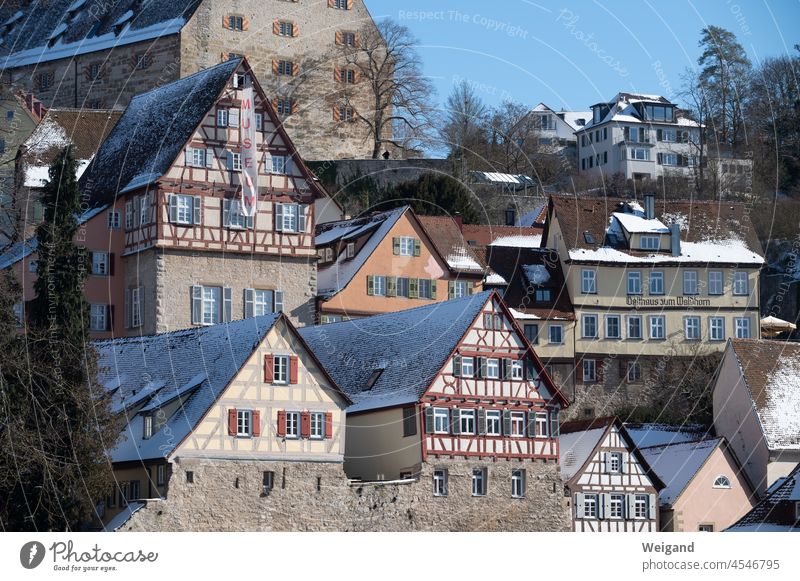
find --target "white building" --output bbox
[575,93,701,181]
[531,103,590,155]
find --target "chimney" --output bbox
[453,212,462,233]
[644,194,655,220]
[670,223,681,256]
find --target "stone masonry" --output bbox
[121,458,570,532]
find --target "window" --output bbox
[338,68,357,84]
[90,304,108,331]
[460,356,474,378]
[271,155,288,175]
[402,407,417,437]
[373,275,386,296]
[186,471,194,484]
[511,469,525,498]
[39,72,53,90]
[659,153,678,166]
[708,271,723,295]
[626,361,642,382]
[278,21,294,36]
[627,315,642,340]
[459,409,476,434]
[649,271,664,295]
[582,359,596,382]
[548,324,563,344]
[485,410,501,436]
[684,316,701,340]
[28,260,37,273]
[273,355,289,384]
[524,324,539,345]
[224,199,254,229]
[275,203,306,233]
[188,147,209,168]
[649,315,666,340]
[584,494,598,518]
[277,60,294,76]
[345,242,355,259]
[285,411,300,438]
[606,452,623,474]
[450,280,470,298]
[396,277,409,298]
[486,358,500,379]
[510,412,526,436]
[398,236,415,256]
[338,105,355,122]
[91,251,109,275]
[340,31,356,46]
[202,286,221,325]
[644,104,674,122]
[631,147,649,160]
[276,99,293,117]
[534,288,552,302]
[310,412,324,439]
[733,271,749,296]
[683,270,699,295]
[581,269,597,293]
[627,271,642,295]
[609,494,624,519]
[433,408,449,434]
[228,15,244,31]
[698,524,714,532]
[333,0,349,9]
[582,314,598,339]
[734,317,751,339]
[535,412,548,437]
[107,211,120,229]
[228,152,241,171]
[634,494,648,519]
[472,468,487,496]
[511,360,523,380]
[658,128,677,142]
[134,53,151,70]
[640,235,660,250]
[89,63,103,80]
[418,278,433,299]
[702,317,724,343]
[236,409,252,437]
[130,287,142,328]
[13,303,23,328]
[251,289,277,316]
[605,315,621,339]
[263,471,274,494]
[713,475,732,489]
[169,194,196,225]
[433,470,448,496]
[157,465,166,486]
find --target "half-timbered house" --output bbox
[97,313,351,530]
[559,417,663,532]
[78,57,340,334]
[300,290,569,502]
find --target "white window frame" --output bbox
[649,315,666,340]
[640,235,660,250]
[607,452,622,473]
[709,317,725,341]
[713,475,732,489]
[734,317,751,339]
[229,151,242,171]
[584,494,598,519]
[285,411,300,439]
[174,194,193,225]
[733,271,749,296]
[310,412,324,439]
[485,410,501,436]
[90,304,107,331]
[461,356,474,378]
[605,315,621,339]
[253,289,275,316]
[548,324,563,344]
[273,355,290,385]
[277,203,302,233]
[107,210,120,229]
[278,20,294,37]
[609,494,625,519]
[459,409,476,435]
[398,236,415,256]
[634,494,648,519]
[486,358,500,379]
[202,286,221,325]
[433,408,449,434]
[511,360,523,380]
[684,316,701,340]
[471,468,487,497]
[581,268,597,294]
[708,270,723,295]
[271,155,288,174]
[626,361,642,383]
[626,315,643,340]
[91,251,109,275]
[433,470,447,496]
[627,271,642,295]
[683,270,699,295]
[582,314,598,339]
[582,359,596,382]
[130,287,142,328]
[510,412,526,437]
[217,109,228,126]
[189,147,207,168]
[511,469,525,499]
[373,275,386,297]
[535,412,548,437]
[649,271,664,295]
[452,280,469,299]
[236,409,252,437]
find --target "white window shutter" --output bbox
[168,194,178,223]
[244,288,254,318]
[274,203,283,231]
[601,493,611,520]
[274,290,284,312]
[191,285,203,324]
[626,494,636,518]
[205,148,214,168]
[137,286,144,328]
[298,204,307,233]
[222,199,230,227]
[621,452,628,473]
[184,148,192,165]
[229,109,240,127]
[285,157,292,175]
[223,287,232,322]
[648,494,656,519]
[575,493,585,519]
[602,452,609,473]
[124,288,131,329]
[192,196,202,225]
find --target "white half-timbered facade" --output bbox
[560,417,663,532]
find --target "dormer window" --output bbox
[583,231,595,244]
[644,103,674,123]
[143,415,153,439]
[48,22,68,46]
[112,10,134,35]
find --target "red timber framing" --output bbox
[419,291,569,463]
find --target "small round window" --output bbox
[713,475,732,489]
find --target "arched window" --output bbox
[713,475,732,489]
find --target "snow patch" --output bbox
[489,234,542,248]
[522,264,550,285]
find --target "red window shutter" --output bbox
[228,409,237,436]
[222,15,230,29]
[335,30,343,45]
[289,355,299,384]
[291,100,298,115]
[300,411,310,438]
[273,20,280,35]
[272,98,279,111]
[325,412,333,439]
[292,62,299,76]
[252,410,261,437]
[264,354,274,382]
[272,59,279,76]
[346,0,353,8]
[334,68,340,83]
[333,106,340,121]
[292,23,299,37]
[242,17,249,32]
[327,0,335,6]
[277,410,286,437]
[354,69,361,84]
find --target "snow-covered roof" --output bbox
[485,272,507,285]
[559,426,606,481]
[568,238,764,265]
[625,423,710,448]
[299,292,492,413]
[24,159,92,188]
[103,501,145,532]
[316,207,407,299]
[0,1,201,69]
[97,314,279,462]
[489,234,542,248]
[639,438,721,506]
[611,212,670,234]
[727,463,800,532]
[516,203,547,227]
[580,92,701,130]
[79,59,240,203]
[469,171,536,187]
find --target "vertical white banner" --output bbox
[240,85,258,218]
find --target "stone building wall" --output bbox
[121,458,570,532]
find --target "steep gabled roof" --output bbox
[580,92,699,130]
[79,58,241,203]
[727,463,800,531]
[417,215,486,274]
[729,339,800,451]
[21,109,123,164]
[461,224,542,248]
[546,195,764,265]
[640,438,722,506]
[625,422,711,448]
[98,314,280,463]
[0,1,201,68]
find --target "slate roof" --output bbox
[640,438,722,506]
[727,463,800,532]
[580,92,699,131]
[545,195,764,265]
[316,207,407,300]
[299,291,494,413]
[625,422,711,448]
[484,245,574,320]
[79,58,240,203]
[517,203,548,227]
[416,215,487,274]
[96,314,279,463]
[0,1,201,68]
[729,339,800,450]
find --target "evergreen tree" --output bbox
[0,146,119,531]
[378,173,480,224]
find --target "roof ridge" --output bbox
[130,58,240,103]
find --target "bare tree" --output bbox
[439,80,489,174]
[486,100,541,175]
[334,19,436,159]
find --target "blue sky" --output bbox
[364,0,799,114]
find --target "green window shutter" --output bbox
[244,288,255,318]
[477,409,487,435]
[431,279,437,300]
[450,408,461,435]
[477,357,486,379]
[392,237,400,255]
[448,280,455,299]
[424,407,434,433]
[386,276,397,297]
[413,239,420,256]
[502,410,512,435]
[453,355,462,377]
[550,410,560,437]
[409,278,419,298]
[527,412,536,438]
[367,275,374,296]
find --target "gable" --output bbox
[574,424,656,489]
